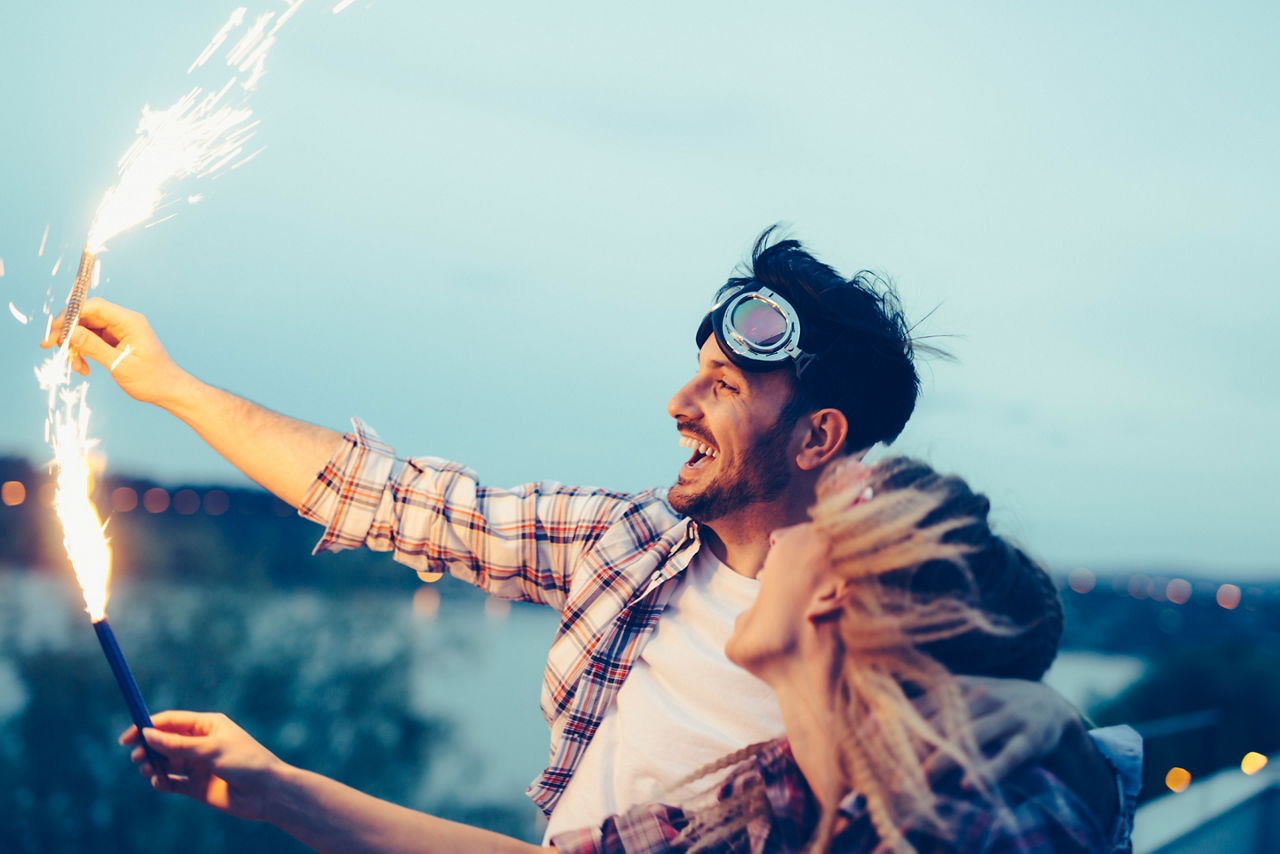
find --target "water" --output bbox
[0,569,556,852]
[0,569,1147,852]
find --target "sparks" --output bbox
[41,368,112,621]
[188,7,248,73]
[9,302,29,325]
[0,256,6,277]
[38,225,49,257]
[333,0,358,14]
[226,12,275,67]
[85,85,256,253]
[144,213,181,229]
[51,256,63,277]
[84,2,308,254]
[41,0,318,629]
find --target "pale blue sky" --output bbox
[2,1,1277,575]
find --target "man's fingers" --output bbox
[41,298,133,348]
[149,710,215,735]
[966,732,1033,789]
[969,708,1021,750]
[141,727,218,761]
[151,771,202,799]
[66,325,119,371]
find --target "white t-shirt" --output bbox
[543,546,785,840]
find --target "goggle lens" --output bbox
[730,298,788,348]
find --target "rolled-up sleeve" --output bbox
[1087,725,1143,852]
[299,419,638,609]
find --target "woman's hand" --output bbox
[120,710,286,823]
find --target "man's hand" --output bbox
[41,296,344,507]
[41,297,191,407]
[924,676,1119,832]
[926,676,1073,785]
[120,710,285,823]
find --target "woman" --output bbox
[122,457,1116,852]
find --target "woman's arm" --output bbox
[122,711,549,854]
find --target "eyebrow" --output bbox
[703,357,748,382]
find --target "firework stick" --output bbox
[58,247,98,346]
[92,618,168,777]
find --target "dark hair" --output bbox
[734,226,921,452]
[870,457,1064,681]
[802,455,1064,852]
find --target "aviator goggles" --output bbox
[695,282,821,379]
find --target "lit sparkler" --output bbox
[55,2,309,347]
[45,379,167,775]
[36,2,317,776]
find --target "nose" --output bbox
[667,375,701,422]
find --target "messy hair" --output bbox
[736,227,924,452]
[669,457,1062,853]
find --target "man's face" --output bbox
[666,337,801,522]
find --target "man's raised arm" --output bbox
[44,297,341,508]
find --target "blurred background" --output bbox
[1,1,1277,851]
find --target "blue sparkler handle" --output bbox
[93,618,168,778]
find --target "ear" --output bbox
[794,407,848,472]
[805,577,853,623]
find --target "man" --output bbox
[51,230,1139,845]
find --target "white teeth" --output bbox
[677,435,718,459]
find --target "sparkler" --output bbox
[46,380,166,775]
[57,250,98,348]
[35,2,316,776]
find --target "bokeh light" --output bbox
[1127,574,1151,599]
[1166,578,1192,605]
[143,488,170,514]
[110,486,138,512]
[1156,608,1183,634]
[1,481,26,506]
[1242,752,1268,775]
[1166,767,1192,793]
[415,569,443,583]
[203,489,230,516]
[412,586,440,619]
[1216,584,1242,610]
[1067,567,1095,594]
[173,488,200,515]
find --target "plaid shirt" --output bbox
[299,419,1141,844]
[300,420,702,816]
[550,739,1118,853]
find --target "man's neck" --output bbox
[699,492,810,578]
[698,524,769,579]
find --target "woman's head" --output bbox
[815,455,1061,680]
[725,455,1064,852]
[728,455,1061,682]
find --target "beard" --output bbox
[668,418,793,523]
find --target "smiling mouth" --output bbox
[678,434,720,471]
